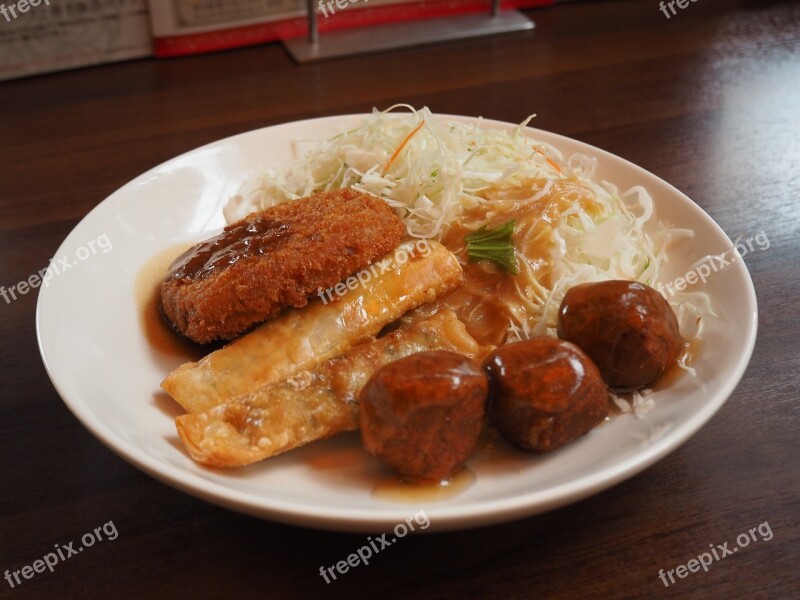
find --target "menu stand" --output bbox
[284,0,534,62]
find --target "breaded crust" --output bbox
[160,189,405,344]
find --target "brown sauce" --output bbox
[607,336,701,415]
[306,444,366,470]
[167,216,290,281]
[372,468,476,503]
[437,263,519,347]
[651,336,701,392]
[135,243,207,361]
[440,177,605,346]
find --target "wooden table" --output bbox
[1,1,798,598]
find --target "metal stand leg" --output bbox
[307,0,319,46]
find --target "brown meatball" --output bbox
[485,337,608,453]
[557,280,682,388]
[359,351,488,482]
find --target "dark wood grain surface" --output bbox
[1,1,798,598]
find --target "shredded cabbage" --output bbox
[225,105,706,343]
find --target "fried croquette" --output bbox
[160,188,405,344]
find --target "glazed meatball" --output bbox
[485,337,608,453]
[359,351,488,482]
[557,280,682,388]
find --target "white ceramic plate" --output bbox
[36,114,757,533]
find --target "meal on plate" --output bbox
[153,105,706,484]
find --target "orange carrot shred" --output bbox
[535,148,563,174]
[546,156,562,174]
[382,120,425,174]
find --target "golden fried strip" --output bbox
[176,310,481,467]
[162,240,463,413]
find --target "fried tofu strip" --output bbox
[176,310,481,467]
[162,240,463,413]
